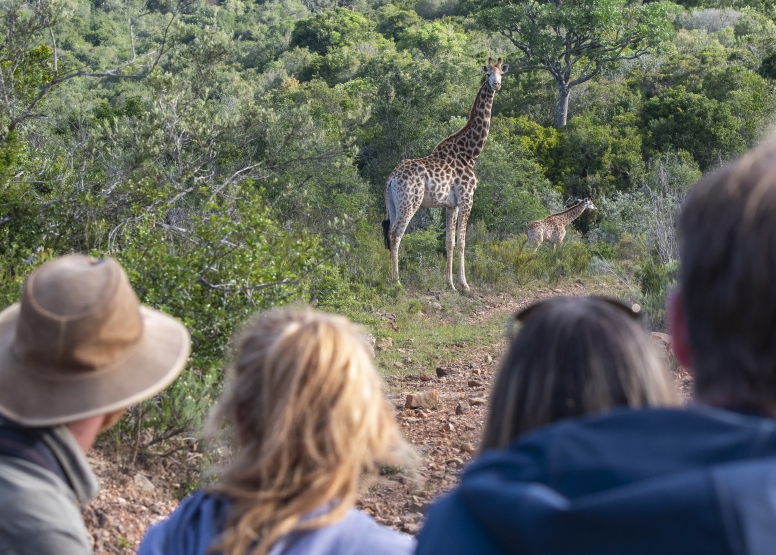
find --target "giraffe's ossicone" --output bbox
[526,198,596,251]
[382,57,509,291]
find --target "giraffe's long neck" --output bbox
[555,202,587,225]
[433,81,495,162]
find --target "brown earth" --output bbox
[83,285,692,553]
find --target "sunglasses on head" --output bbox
[514,296,642,323]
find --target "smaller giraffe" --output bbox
[526,198,596,251]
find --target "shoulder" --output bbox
[138,490,230,555]
[712,457,776,552]
[417,491,502,555]
[281,509,414,555]
[0,456,91,552]
[343,510,414,554]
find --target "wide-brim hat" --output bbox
[0,254,191,427]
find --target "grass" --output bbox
[343,290,510,385]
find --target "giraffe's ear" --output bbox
[501,63,509,73]
[482,65,489,73]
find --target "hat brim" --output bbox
[0,304,191,427]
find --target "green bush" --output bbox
[636,257,679,330]
[467,224,592,287]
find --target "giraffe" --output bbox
[526,198,596,251]
[382,57,509,292]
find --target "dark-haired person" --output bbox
[481,296,678,449]
[0,255,190,554]
[416,144,776,555]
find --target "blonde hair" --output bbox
[481,297,680,451]
[207,308,411,555]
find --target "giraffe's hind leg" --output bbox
[389,181,424,285]
[527,226,543,252]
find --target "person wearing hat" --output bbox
[0,254,191,554]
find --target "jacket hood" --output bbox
[417,407,776,555]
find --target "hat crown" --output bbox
[15,255,143,371]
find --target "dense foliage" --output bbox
[3,0,776,442]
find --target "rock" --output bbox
[485,354,493,364]
[408,495,427,512]
[403,522,421,534]
[446,457,464,467]
[376,337,393,351]
[418,410,429,419]
[404,357,413,364]
[405,390,439,409]
[460,442,476,453]
[133,473,155,491]
[468,379,483,387]
[364,333,376,357]
[436,366,459,377]
[393,361,404,369]
[95,509,113,528]
[469,397,486,406]
[651,332,671,350]
[441,421,455,433]
[420,374,431,381]
[553,288,563,293]
[455,400,470,415]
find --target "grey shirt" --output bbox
[0,419,99,555]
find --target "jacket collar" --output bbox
[0,415,99,506]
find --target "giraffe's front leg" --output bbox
[445,206,459,291]
[457,198,473,292]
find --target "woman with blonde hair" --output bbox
[416,296,681,555]
[139,309,414,555]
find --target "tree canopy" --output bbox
[477,0,674,126]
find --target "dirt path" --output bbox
[83,282,689,552]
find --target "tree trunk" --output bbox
[556,86,570,128]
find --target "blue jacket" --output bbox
[416,407,776,555]
[138,491,414,555]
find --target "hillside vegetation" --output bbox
[2,0,776,445]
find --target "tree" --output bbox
[642,86,746,170]
[290,8,374,55]
[477,0,673,127]
[0,0,191,163]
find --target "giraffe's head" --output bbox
[583,198,597,210]
[482,57,509,91]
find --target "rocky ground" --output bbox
[83,284,691,553]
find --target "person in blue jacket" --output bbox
[416,144,776,555]
[138,309,415,555]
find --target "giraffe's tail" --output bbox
[383,175,397,250]
[382,218,391,250]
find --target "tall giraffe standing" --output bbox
[382,57,509,291]
[526,198,596,251]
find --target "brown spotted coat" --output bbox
[384,58,509,291]
[526,198,596,251]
